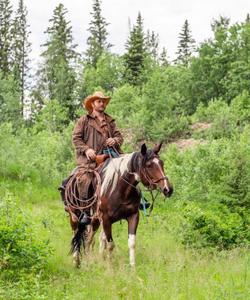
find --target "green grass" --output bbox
[0,181,250,300]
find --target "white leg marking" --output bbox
[128,234,136,266]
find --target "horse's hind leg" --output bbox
[69,213,81,267]
[85,218,100,253]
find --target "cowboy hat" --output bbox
[83,91,111,112]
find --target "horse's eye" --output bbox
[146,162,152,167]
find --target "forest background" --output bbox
[0,0,250,299]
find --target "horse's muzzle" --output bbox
[163,186,173,198]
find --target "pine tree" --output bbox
[145,30,159,61]
[246,13,250,24]
[159,47,169,67]
[123,12,146,86]
[12,0,31,118]
[85,0,111,67]
[175,19,196,66]
[0,0,13,77]
[39,3,78,120]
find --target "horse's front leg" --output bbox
[102,216,115,259]
[127,211,139,267]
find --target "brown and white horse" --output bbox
[69,143,173,267]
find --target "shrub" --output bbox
[0,193,51,277]
[0,122,74,185]
[180,202,249,249]
[162,129,250,248]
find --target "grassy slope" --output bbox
[0,182,250,300]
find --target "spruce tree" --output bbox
[85,0,111,67]
[159,47,169,67]
[123,12,146,86]
[246,13,250,24]
[12,0,31,118]
[0,0,13,77]
[39,3,78,120]
[145,30,159,61]
[175,19,196,66]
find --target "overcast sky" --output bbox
[12,0,250,63]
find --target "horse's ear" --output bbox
[153,141,163,154]
[141,143,147,156]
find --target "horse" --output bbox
[64,142,173,267]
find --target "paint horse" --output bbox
[69,142,173,267]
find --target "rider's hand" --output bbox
[106,138,116,147]
[85,148,96,161]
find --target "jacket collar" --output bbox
[87,112,114,123]
[86,112,113,135]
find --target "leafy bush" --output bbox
[0,193,51,276]
[0,122,74,186]
[162,128,250,248]
[180,202,250,249]
[193,92,250,139]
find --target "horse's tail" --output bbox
[70,214,89,254]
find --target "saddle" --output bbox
[95,154,109,166]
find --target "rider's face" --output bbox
[91,98,106,113]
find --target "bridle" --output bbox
[139,157,169,190]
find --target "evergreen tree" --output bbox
[85,0,111,67]
[123,12,146,86]
[145,30,159,61]
[246,13,250,24]
[159,47,169,67]
[175,19,196,66]
[38,3,78,120]
[0,0,13,77]
[12,0,31,118]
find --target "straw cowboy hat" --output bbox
[83,91,111,112]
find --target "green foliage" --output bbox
[81,52,124,96]
[180,202,249,249]
[85,0,111,67]
[12,0,31,117]
[0,192,51,276]
[164,128,250,248]
[0,72,22,127]
[0,122,74,186]
[123,12,147,86]
[33,99,69,132]
[38,3,78,120]
[140,66,191,140]
[0,0,13,77]
[193,92,250,139]
[175,19,196,66]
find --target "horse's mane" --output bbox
[100,152,136,196]
[100,149,157,196]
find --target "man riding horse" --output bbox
[59,91,123,217]
[59,91,172,267]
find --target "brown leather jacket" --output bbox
[72,113,123,166]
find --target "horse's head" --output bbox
[139,143,173,198]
